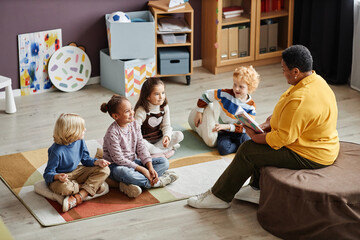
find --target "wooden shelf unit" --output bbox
[201,0,294,74]
[150,3,194,84]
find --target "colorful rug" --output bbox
[0,126,235,227]
[0,217,13,240]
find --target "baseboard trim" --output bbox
[193,59,202,68]
[87,76,100,85]
[0,89,21,99]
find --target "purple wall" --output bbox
[0,0,201,90]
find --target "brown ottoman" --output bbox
[257,142,360,240]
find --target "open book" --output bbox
[235,108,264,133]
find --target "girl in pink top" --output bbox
[101,95,178,198]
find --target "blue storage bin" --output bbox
[105,11,155,59]
[158,47,189,75]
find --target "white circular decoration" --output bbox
[48,46,91,92]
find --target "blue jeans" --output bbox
[109,157,168,188]
[217,131,251,155]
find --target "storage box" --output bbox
[259,24,268,54]
[100,49,156,97]
[220,28,229,59]
[161,33,187,44]
[105,11,155,59]
[267,23,278,52]
[228,27,238,59]
[238,26,249,57]
[158,47,189,75]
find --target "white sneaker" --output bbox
[187,190,230,209]
[234,185,260,204]
[119,182,142,198]
[173,143,181,150]
[159,171,179,187]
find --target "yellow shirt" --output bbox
[266,72,339,165]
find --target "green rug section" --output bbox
[23,170,43,187]
[148,187,177,202]
[172,124,215,159]
[0,217,13,240]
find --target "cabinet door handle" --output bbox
[170,60,180,64]
[221,54,228,58]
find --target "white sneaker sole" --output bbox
[234,185,260,204]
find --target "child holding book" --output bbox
[134,77,184,159]
[188,66,260,155]
[43,113,111,212]
[101,95,178,198]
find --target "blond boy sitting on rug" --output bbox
[42,113,111,212]
[188,66,260,155]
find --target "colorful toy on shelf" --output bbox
[108,11,131,23]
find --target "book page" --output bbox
[235,108,264,133]
[169,0,184,8]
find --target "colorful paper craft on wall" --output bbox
[48,46,91,92]
[18,29,62,96]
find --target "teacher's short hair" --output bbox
[282,45,313,72]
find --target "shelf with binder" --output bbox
[218,0,256,66]
[256,0,293,60]
[220,24,252,63]
[222,13,251,26]
[150,2,194,85]
[201,0,294,74]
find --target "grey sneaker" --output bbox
[234,185,260,204]
[187,189,230,209]
[159,171,179,187]
[119,182,142,198]
[163,169,176,176]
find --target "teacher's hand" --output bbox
[259,115,272,132]
[244,125,268,144]
[243,125,256,138]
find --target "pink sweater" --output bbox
[103,121,152,169]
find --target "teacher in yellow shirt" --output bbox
[188,45,340,209]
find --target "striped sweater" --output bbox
[196,89,256,133]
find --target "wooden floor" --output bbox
[1,64,359,239]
